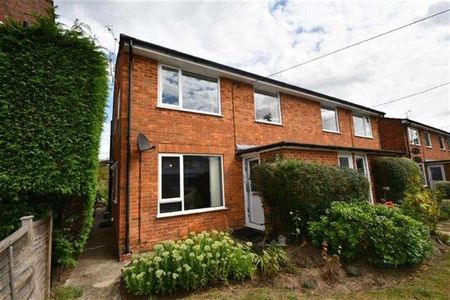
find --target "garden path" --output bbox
[437,220,450,235]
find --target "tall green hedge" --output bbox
[0,15,108,266]
[251,158,370,237]
[371,157,420,203]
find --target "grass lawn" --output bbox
[189,251,450,300]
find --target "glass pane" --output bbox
[439,137,445,149]
[425,133,431,147]
[409,128,419,145]
[161,156,180,199]
[161,67,179,105]
[353,116,365,136]
[182,72,219,113]
[160,202,182,213]
[255,92,281,123]
[430,167,444,181]
[183,156,223,210]
[418,164,427,185]
[355,157,366,176]
[321,108,338,132]
[248,159,259,191]
[339,157,350,168]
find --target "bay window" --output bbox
[159,154,224,216]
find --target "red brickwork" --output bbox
[111,52,386,257]
[0,0,53,24]
[259,149,339,166]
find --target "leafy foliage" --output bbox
[371,157,421,203]
[251,158,370,237]
[433,181,450,202]
[254,242,288,278]
[438,200,450,221]
[401,175,438,228]
[0,14,108,266]
[122,231,257,295]
[309,202,433,267]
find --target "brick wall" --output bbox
[112,52,385,256]
[260,148,338,166]
[379,118,407,153]
[0,0,53,24]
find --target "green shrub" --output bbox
[122,231,256,295]
[254,242,288,278]
[401,175,438,228]
[433,181,450,202]
[371,157,421,203]
[438,200,450,221]
[53,285,83,300]
[309,202,433,267]
[0,14,108,266]
[251,158,370,237]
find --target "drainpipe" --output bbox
[125,38,133,255]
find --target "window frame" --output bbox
[408,127,421,146]
[157,153,226,218]
[424,132,432,148]
[320,106,340,133]
[338,153,354,169]
[157,64,222,117]
[352,114,373,138]
[253,90,283,125]
[439,136,446,150]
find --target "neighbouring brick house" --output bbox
[379,118,450,186]
[0,0,53,24]
[110,34,400,260]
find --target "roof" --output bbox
[385,118,450,136]
[119,34,385,116]
[236,141,403,156]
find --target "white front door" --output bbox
[244,157,265,231]
[427,165,446,186]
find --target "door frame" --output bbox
[427,164,446,186]
[242,155,265,231]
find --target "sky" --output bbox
[54,0,450,160]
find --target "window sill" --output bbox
[255,120,283,126]
[323,129,341,134]
[156,206,228,219]
[410,143,421,147]
[355,134,374,139]
[156,104,223,118]
[426,146,432,149]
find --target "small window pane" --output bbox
[439,137,445,150]
[161,156,180,199]
[339,157,350,169]
[355,157,367,176]
[161,67,179,105]
[255,92,281,123]
[182,72,219,113]
[183,156,223,211]
[160,202,182,213]
[321,107,338,132]
[425,132,432,147]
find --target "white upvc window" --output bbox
[158,65,221,116]
[158,154,225,217]
[254,91,282,125]
[338,153,354,169]
[353,115,373,138]
[417,163,427,186]
[408,127,420,146]
[439,136,446,150]
[321,106,340,133]
[424,132,432,148]
[355,155,369,177]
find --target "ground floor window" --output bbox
[417,163,427,186]
[338,154,354,169]
[355,156,368,176]
[159,154,224,215]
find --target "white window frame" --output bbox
[408,127,420,146]
[157,153,226,218]
[427,164,446,186]
[338,153,354,169]
[417,163,427,186]
[253,90,282,126]
[439,136,446,150]
[352,114,373,138]
[157,64,222,117]
[321,106,340,133]
[424,132,432,148]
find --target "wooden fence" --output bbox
[0,214,52,300]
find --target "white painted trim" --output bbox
[427,164,446,187]
[157,153,226,217]
[254,91,283,125]
[242,155,265,231]
[354,154,374,204]
[320,106,340,133]
[157,64,222,117]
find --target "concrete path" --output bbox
[64,207,124,299]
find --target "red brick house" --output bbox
[0,0,53,25]
[110,34,399,259]
[379,118,450,186]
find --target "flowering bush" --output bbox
[122,231,256,295]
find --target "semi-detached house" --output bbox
[110,34,400,260]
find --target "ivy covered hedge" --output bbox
[0,15,108,266]
[251,158,370,237]
[371,157,420,203]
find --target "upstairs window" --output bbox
[321,106,339,133]
[159,66,220,115]
[408,127,420,146]
[447,137,450,150]
[439,136,446,150]
[353,115,372,137]
[424,132,432,148]
[254,91,281,124]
